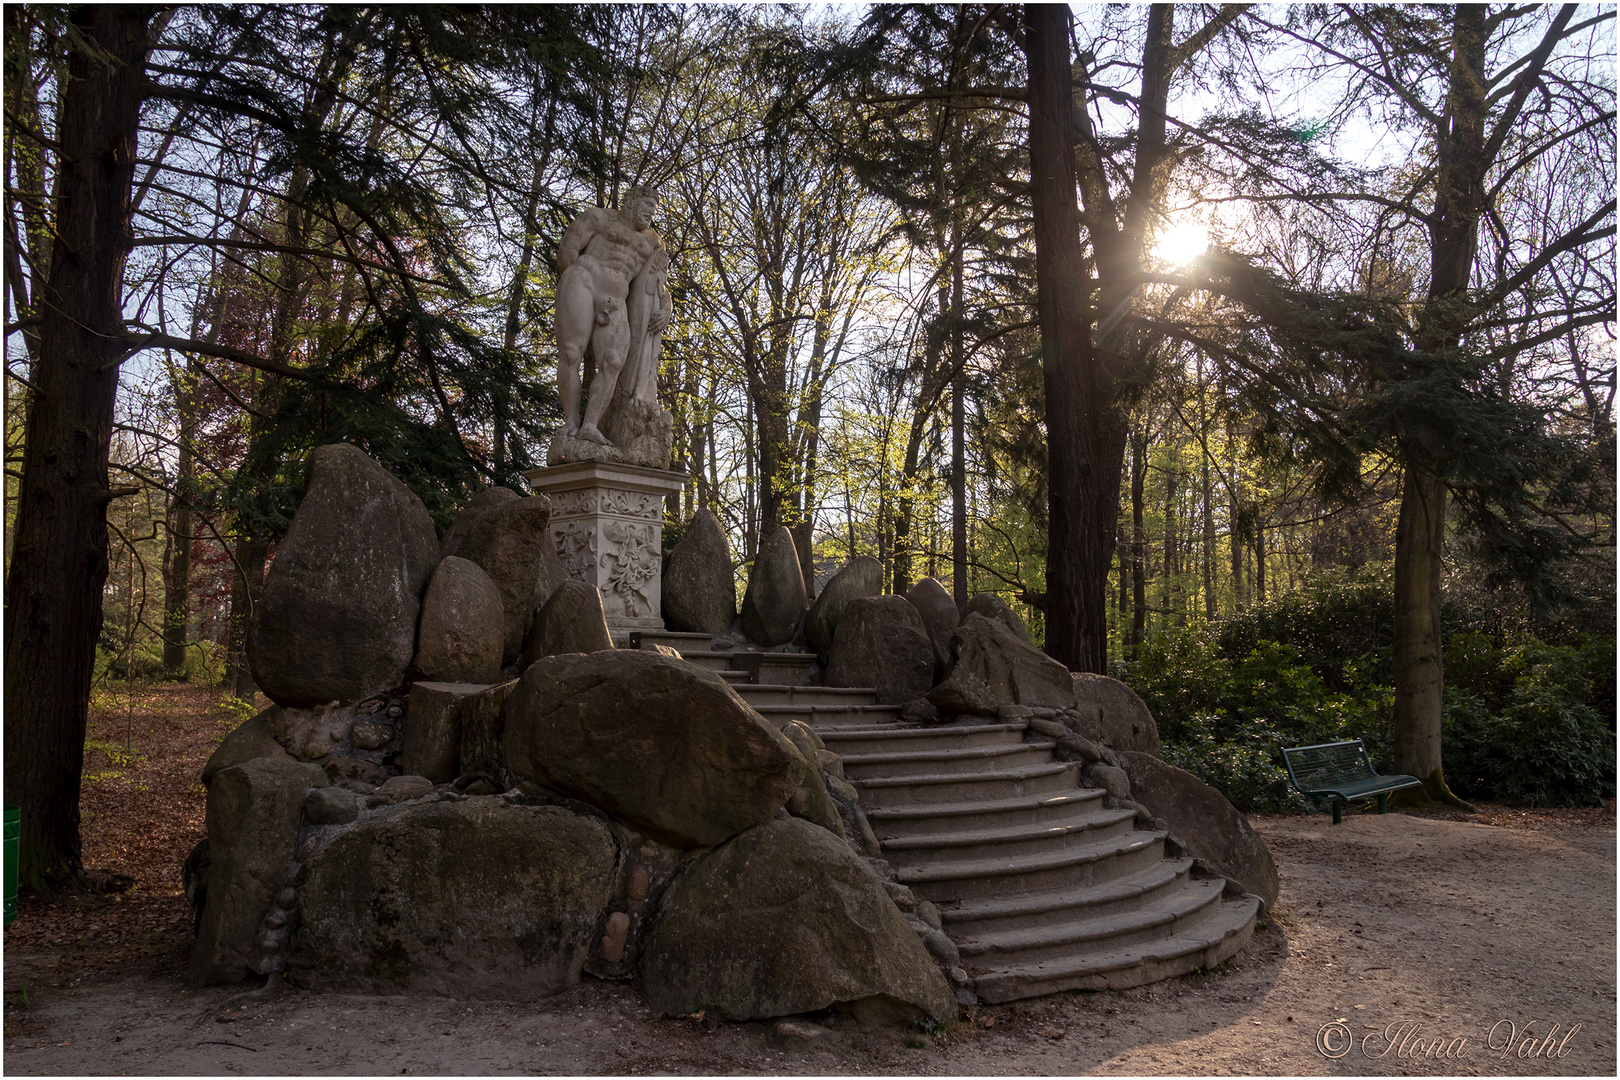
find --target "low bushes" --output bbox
[1120,568,1614,811]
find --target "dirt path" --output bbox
[4,685,1614,1075]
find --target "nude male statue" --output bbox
[555,186,669,446]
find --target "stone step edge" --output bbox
[818,721,1026,743]
[878,806,1138,851]
[940,857,1195,923]
[864,789,1102,822]
[896,829,1164,884]
[968,896,1259,1003]
[734,684,880,697]
[854,761,1077,789]
[841,739,1055,767]
[955,876,1226,957]
[753,704,904,716]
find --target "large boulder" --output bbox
[1117,751,1279,913]
[662,508,736,634]
[503,651,804,848]
[190,757,329,985]
[641,817,955,1023]
[928,613,1077,716]
[413,556,505,684]
[249,443,438,707]
[805,557,883,663]
[289,798,617,998]
[825,596,935,705]
[904,577,959,675]
[440,487,519,559]
[740,526,807,647]
[521,579,614,666]
[1071,672,1161,757]
[962,592,1032,643]
[444,494,555,663]
[201,708,293,789]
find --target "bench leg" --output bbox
[1332,800,1343,825]
[1377,793,1388,815]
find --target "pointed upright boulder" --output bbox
[662,508,736,634]
[905,576,959,675]
[740,526,807,647]
[249,443,438,707]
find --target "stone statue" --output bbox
[549,185,674,469]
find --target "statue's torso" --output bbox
[579,212,660,283]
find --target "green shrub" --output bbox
[1159,716,1315,814]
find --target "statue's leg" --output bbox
[580,299,630,445]
[555,266,596,435]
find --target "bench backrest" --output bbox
[1281,739,1375,789]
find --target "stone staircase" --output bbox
[631,630,1261,1004]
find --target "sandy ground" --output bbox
[5,807,1613,1076]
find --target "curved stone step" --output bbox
[969,894,1261,1002]
[819,721,1029,756]
[841,740,1057,780]
[733,684,881,708]
[756,703,905,729]
[897,828,1167,902]
[956,875,1228,964]
[855,761,1082,808]
[879,805,1140,866]
[865,788,1107,838]
[940,856,1196,937]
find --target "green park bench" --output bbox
[1281,739,1424,825]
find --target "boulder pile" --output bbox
[191,443,952,1027]
[194,443,1271,1025]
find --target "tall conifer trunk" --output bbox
[3,5,150,889]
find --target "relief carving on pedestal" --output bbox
[554,521,598,582]
[599,520,660,619]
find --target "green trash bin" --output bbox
[4,804,18,924]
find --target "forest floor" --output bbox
[3,681,1615,1076]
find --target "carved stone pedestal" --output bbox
[523,460,685,635]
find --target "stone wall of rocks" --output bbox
[190,442,952,1026]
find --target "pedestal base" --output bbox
[524,460,686,635]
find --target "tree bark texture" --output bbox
[1392,463,1447,792]
[1024,3,1125,673]
[3,5,149,889]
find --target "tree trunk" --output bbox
[3,5,149,890]
[1392,463,1452,803]
[950,234,968,608]
[161,356,197,678]
[1130,424,1147,653]
[1025,3,1123,672]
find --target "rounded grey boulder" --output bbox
[444,495,555,663]
[662,508,736,634]
[502,650,804,848]
[249,443,438,707]
[640,816,956,1023]
[928,613,1077,716]
[826,595,935,704]
[962,592,1032,643]
[1070,672,1162,757]
[413,556,505,684]
[805,556,883,663]
[522,579,614,666]
[289,798,617,998]
[1117,751,1279,913]
[740,526,807,647]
